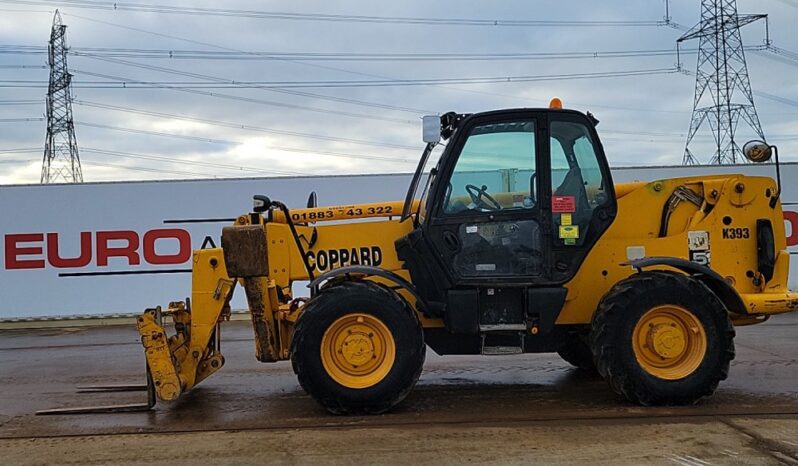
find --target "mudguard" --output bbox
[627,256,747,315]
[308,265,428,314]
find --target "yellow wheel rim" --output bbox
[632,305,707,380]
[321,313,396,389]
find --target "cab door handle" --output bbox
[443,230,460,251]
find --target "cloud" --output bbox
[1,0,797,185]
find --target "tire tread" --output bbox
[291,280,425,415]
[590,271,735,405]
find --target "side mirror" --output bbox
[307,191,318,208]
[743,140,773,163]
[253,195,271,213]
[422,115,440,143]
[743,140,782,207]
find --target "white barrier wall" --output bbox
[1,164,796,318]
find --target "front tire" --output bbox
[291,280,425,414]
[590,271,735,405]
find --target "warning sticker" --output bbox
[687,230,709,251]
[552,195,576,213]
[559,225,580,239]
[688,231,711,266]
[466,225,478,234]
[561,213,572,226]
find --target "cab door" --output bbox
[424,112,548,285]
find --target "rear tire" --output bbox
[590,271,735,405]
[291,280,425,414]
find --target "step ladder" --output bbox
[480,326,525,355]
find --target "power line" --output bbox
[6,43,777,63]
[0,63,728,119]
[81,158,227,178]
[6,5,788,147]
[0,159,35,164]
[60,11,428,92]
[752,49,798,68]
[0,117,45,122]
[679,66,798,114]
[64,51,430,128]
[0,100,41,105]
[0,147,41,153]
[69,72,418,125]
[0,80,49,85]
[73,100,419,150]
[49,65,418,125]
[57,9,635,121]
[0,44,699,61]
[68,48,698,117]
[3,67,679,89]
[76,121,240,144]
[74,69,419,125]
[58,12,683,117]
[1,0,670,27]
[69,46,750,62]
[58,11,673,120]
[2,5,748,120]
[74,55,432,114]
[0,64,48,69]
[761,44,798,66]
[754,90,798,107]
[0,6,50,12]
[0,44,43,51]
[53,12,440,118]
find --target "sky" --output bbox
[1,0,798,185]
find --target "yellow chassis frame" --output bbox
[137,177,798,402]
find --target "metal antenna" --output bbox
[41,9,83,183]
[678,0,767,165]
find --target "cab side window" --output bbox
[550,121,608,246]
[443,120,536,214]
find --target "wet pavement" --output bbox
[0,313,797,464]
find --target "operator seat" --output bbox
[554,168,592,239]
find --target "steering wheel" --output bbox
[465,184,501,211]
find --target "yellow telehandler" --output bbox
[41,101,798,415]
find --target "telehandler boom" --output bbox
[42,101,798,415]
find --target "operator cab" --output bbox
[397,101,617,354]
